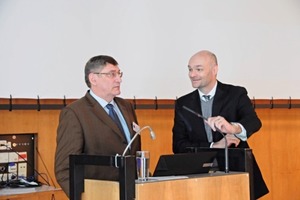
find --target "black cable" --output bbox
[36,147,56,187]
[0,144,50,186]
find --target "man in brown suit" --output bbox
[55,55,141,197]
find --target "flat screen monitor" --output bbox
[153,151,217,177]
[0,133,37,184]
[186,147,253,172]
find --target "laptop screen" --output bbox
[153,152,217,177]
[186,147,253,172]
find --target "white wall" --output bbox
[1,0,300,99]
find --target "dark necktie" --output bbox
[106,104,125,135]
[203,95,211,101]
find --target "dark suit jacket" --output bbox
[55,91,141,197]
[172,81,268,199]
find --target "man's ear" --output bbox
[213,65,219,76]
[89,73,97,86]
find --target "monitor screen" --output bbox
[0,133,37,184]
[186,147,253,172]
[153,152,217,177]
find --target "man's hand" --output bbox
[206,116,242,134]
[211,134,240,148]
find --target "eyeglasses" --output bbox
[93,71,123,78]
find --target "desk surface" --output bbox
[0,185,61,196]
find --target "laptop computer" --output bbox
[185,147,253,172]
[153,152,217,177]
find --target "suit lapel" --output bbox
[85,93,126,140]
[190,90,209,142]
[188,90,206,130]
[212,82,227,141]
[115,98,134,138]
[212,82,225,116]
[189,90,202,115]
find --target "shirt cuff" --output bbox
[231,122,247,141]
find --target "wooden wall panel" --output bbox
[0,110,64,195]
[35,110,61,188]
[1,98,300,200]
[0,110,38,133]
[248,109,300,200]
[135,108,174,173]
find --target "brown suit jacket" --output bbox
[55,91,140,197]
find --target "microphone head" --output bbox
[148,127,156,140]
[150,130,156,140]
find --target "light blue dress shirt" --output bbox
[89,90,131,143]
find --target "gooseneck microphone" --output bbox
[182,106,229,173]
[122,126,156,156]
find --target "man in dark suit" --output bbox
[172,50,268,199]
[55,55,141,197]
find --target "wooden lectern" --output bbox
[69,154,250,200]
[82,173,250,200]
[186,148,254,200]
[69,154,136,200]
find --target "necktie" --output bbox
[106,104,125,136]
[201,95,213,142]
[203,95,211,101]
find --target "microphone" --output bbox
[0,143,50,185]
[122,126,156,156]
[182,106,229,173]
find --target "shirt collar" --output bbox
[89,90,116,108]
[198,82,218,100]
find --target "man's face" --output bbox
[90,63,122,102]
[188,54,218,92]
